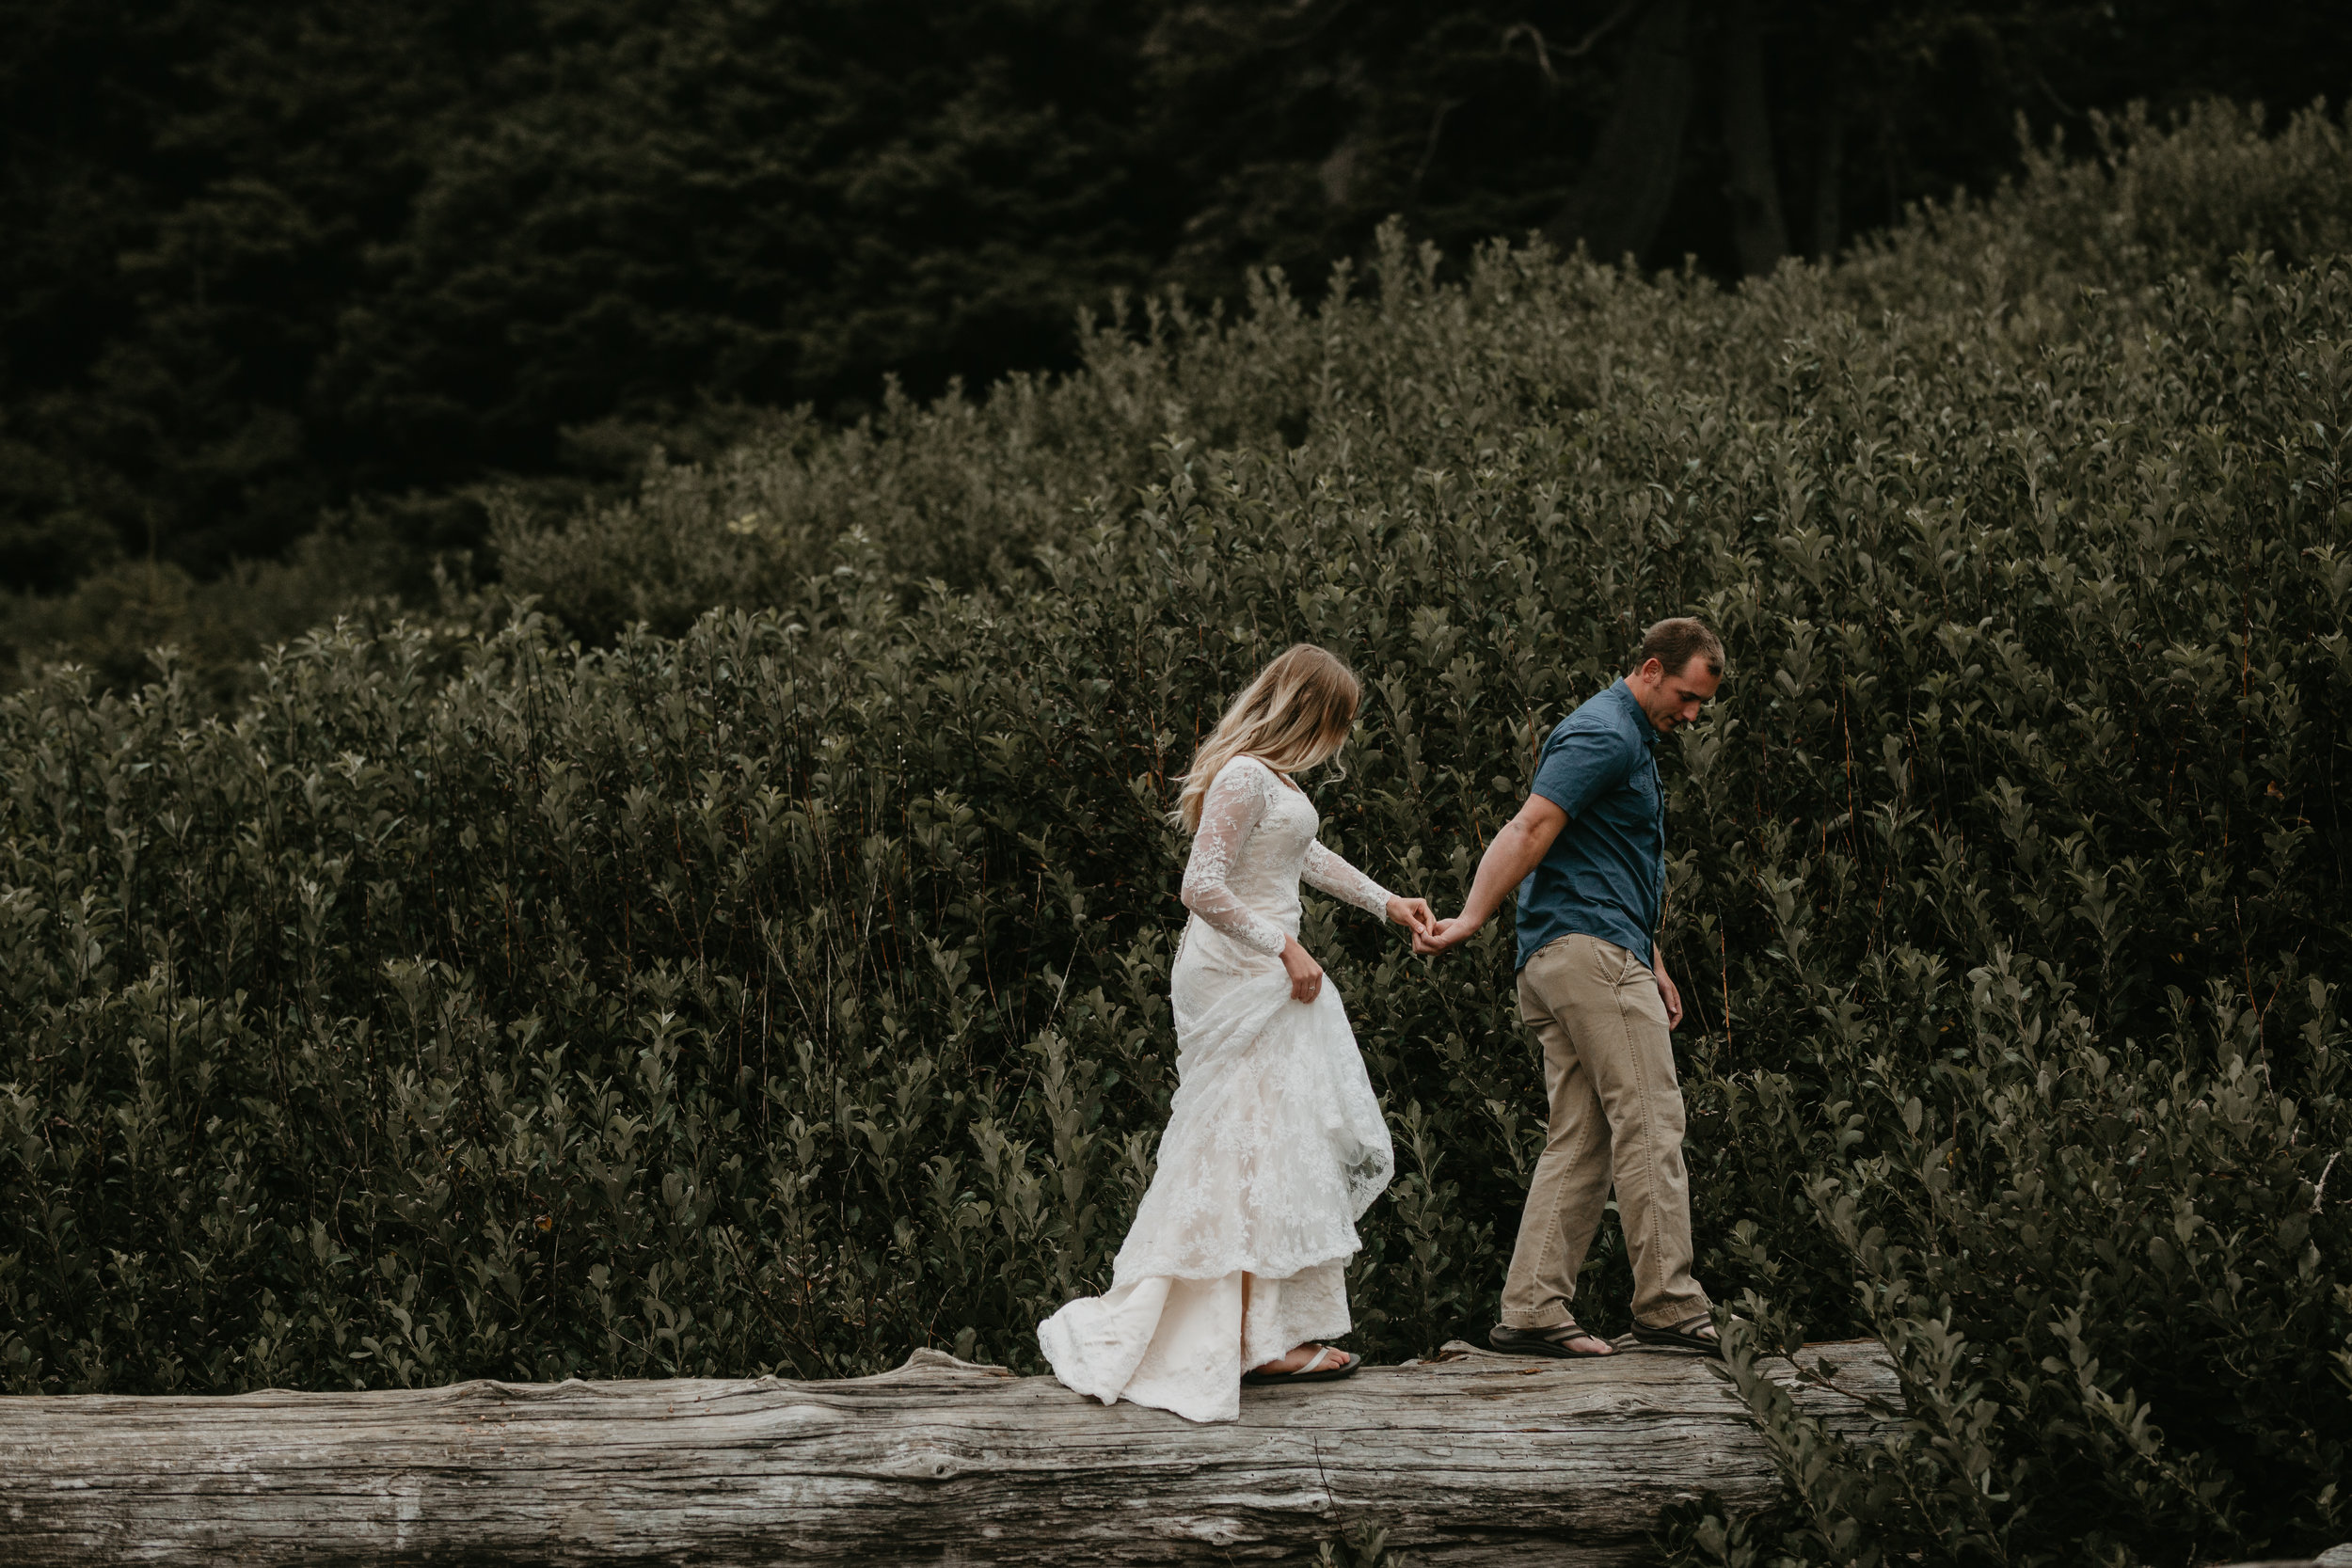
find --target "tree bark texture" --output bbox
[1543,0,1694,266]
[1718,0,1788,275]
[0,1338,1899,1566]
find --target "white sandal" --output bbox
[1242,1344,1359,1385]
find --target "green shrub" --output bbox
[0,517,421,705]
[3,101,2349,1565]
[495,101,2352,631]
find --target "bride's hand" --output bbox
[1414,912,1479,955]
[1279,936,1324,1003]
[1385,895,1437,941]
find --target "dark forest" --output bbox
[5,1,2347,615]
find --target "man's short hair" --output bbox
[1636,617,1724,679]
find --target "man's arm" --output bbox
[1414,794,1567,954]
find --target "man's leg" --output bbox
[1555,936,1708,1328]
[1497,939,1614,1331]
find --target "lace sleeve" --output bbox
[1302,840,1395,920]
[1181,760,1289,956]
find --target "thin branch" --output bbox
[1263,0,1357,52]
[2314,1149,2341,1215]
[2033,70,2085,120]
[1410,98,1463,195]
[1503,1,1641,88]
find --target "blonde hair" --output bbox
[1174,644,1362,833]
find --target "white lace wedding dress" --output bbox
[1037,754,1397,1423]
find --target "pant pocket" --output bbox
[1621,961,1670,1025]
[1584,936,1631,988]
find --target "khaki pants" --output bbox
[1500,933,1710,1331]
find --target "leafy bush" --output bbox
[3,102,2349,1565]
[0,524,415,705]
[497,101,2352,626]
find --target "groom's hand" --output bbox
[1414,913,1479,956]
[1654,960,1683,1028]
[1416,795,1561,958]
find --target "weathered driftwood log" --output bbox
[0,1338,1898,1566]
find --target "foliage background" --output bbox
[5,0,2351,637]
[3,104,2350,1565]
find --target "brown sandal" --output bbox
[1488,1320,1615,1358]
[1628,1312,1723,1357]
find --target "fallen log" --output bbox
[0,1338,1899,1566]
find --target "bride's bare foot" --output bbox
[1252,1341,1356,1376]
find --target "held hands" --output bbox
[1283,898,1437,1004]
[1413,911,1480,956]
[1385,895,1438,942]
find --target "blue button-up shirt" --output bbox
[1514,679,1664,971]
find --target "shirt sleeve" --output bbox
[1302,840,1395,920]
[1180,759,1289,956]
[1529,720,1638,820]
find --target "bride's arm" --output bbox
[1180,761,1288,956]
[1301,840,1395,919]
[1304,840,1436,938]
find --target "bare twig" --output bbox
[1410,98,1463,194]
[1263,0,1356,51]
[2314,1149,2340,1214]
[1502,22,1556,84]
[1503,1,1639,87]
[2033,71,2084,121]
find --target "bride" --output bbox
[1037,644,1435,1422]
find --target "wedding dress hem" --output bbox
[1037,1257,1357,1424]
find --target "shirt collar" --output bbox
[1609,679,1661,750]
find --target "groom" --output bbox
[1416,618,1724,1357]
